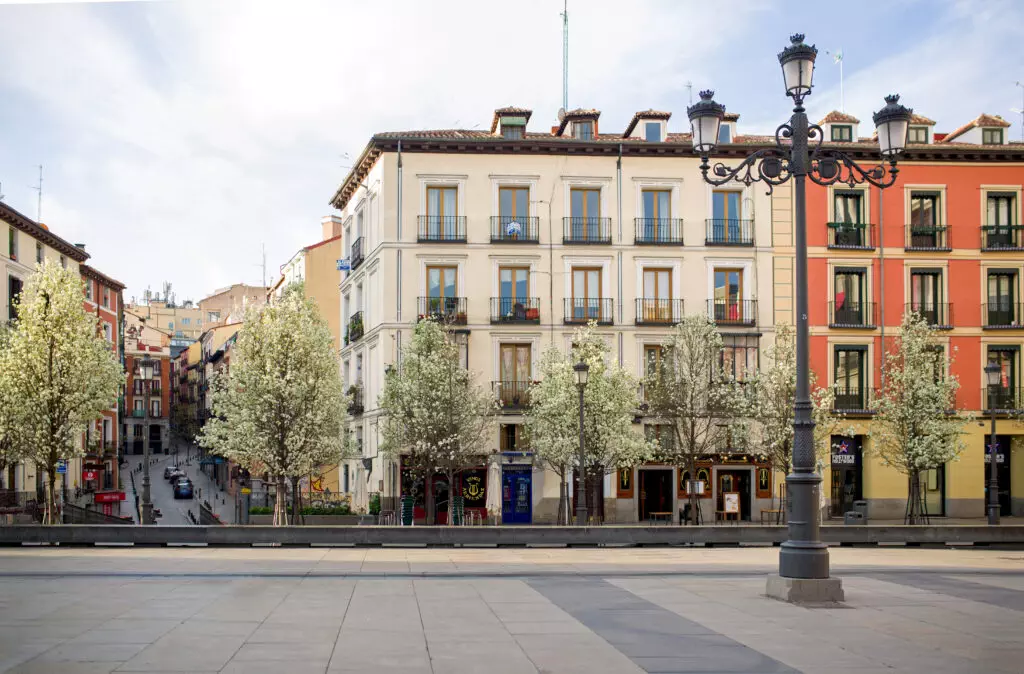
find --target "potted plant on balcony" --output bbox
[349,314,364,341]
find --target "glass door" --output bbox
[834,270,865,325]
[712,191,742,242]
[910,270,942,324]
[834,348,866,409]
[427,186,458,239]
[498,187,530,240]
[426,265,457,318]
[987,194,1016,248]
[570,188,601,240]
[498,266,530,320]
[499,344,531,407]
[987,272,1016,326]
[910,193,939,248]
[713,268,743,322]
[987,347,1018,409]
[642,189,671,241]
[833,191,865,246]
[642,268,672,322]
[572,267,602,321]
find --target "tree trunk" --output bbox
[274,475,288,526]
[290,475,302,525]
[686,458,699,526]
[906,471,922,525]
[557,476,568,525]
[447,468,456,526]
[424,470,435,525]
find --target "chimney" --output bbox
[75,243,86,251]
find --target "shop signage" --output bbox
[94,491,125,504]
[724,492,740,514]
[82,469,99,481]
[831,438,860,465]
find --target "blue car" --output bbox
[173,478,194,499]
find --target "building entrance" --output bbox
[984,436,1012,517]
[716,469,751,521]
[830,435,863,517]
[638,469,673,522]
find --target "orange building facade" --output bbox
[777,112,1024,519]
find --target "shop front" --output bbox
[830,435,863,518]
[400,458,489,524]
[501,465,531,524]
[984,436,1012,517]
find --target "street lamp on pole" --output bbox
[689,34,912,601]
[573,360,590,527]
[985,361,1002,525]
[139,355,155,526]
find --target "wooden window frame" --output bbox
[426,265,458,298]
[573,120,594,140]
[499,343,531,382]
[714,267,744,304]
[499,186,529,219]
[908,126,928,143]
[499,266,530,300]
[571,266,602,300]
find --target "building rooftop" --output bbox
[941,113,1013,143]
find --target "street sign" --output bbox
[56,461,67,475]
[94,491,126,504]
[336,258,351,271]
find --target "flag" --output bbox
[833,49,843,64]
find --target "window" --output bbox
[133,399,144,414]
[500,423,525,452]
[426,265,457,299]
[8,275,23,321]
[644,122,661,142]
[35,242,43,265]
[720,335,759,380]
[103,323,112,342]
[834,347,867,408]
[175,331,183,337]
[134,379,144,395]
[152,360,161,375]
[832,190,866,246]
[343,464,350,492]
[570,267,603,321]
[150,400,161,417]
[642,189,670,220]
[908,126,928,143]
[568,187,603,241]
[168,322,174,330]
[641,268,672,322]
[718,124,731,143]
[8,228,15,261]
[85,280,93,301]
[712,268,743,320]
[710,190,744,243]
[987,270,1017,326]
[909,193,941,248]
[831,125,853,142]
[498,186,529,226]
[102,289,109,308]
[982,128,1004,145]
[498,344,531,407]
[926,345,945,385]
[208,311,220,323]
[833,268,867,325]
[644,344,663,378]
[988,194,1016,227]
[573,120,594,140]
[987,346,1018,409]
[59,255,66,269]
[499,266,529,303]
[910,269,943,324]
[502,125,524,140]
[182,318,190,325]
[425,186,458,239]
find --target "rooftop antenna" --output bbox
[561,0,568,111]
[0,182,5,201]
[827,48,844,112]
[254,243,266,287]
[29,165,42,222]
[1014,81,1024,141]
[685,81,693,105]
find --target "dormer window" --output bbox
[831,125,853,142]
[908,126,928,144]
[573,121,594,140]
[982,128,1004,145]
[644,122,662,142]
[502,125,524,140]
[718,125,732,143]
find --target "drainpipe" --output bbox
[548,198,555,345]
[877,186,885,388]
[396,140,403,324]
[617,145,624,329]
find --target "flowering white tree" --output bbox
[643,315,747,524]
[0,262,123,523]
[524,325,649,524]
[748,323,852,476]
[0,325,26,490]
[199,284,351,525]
[379,319,495,524]
[872,312,972,523]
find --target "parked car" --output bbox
[163,466,179,479]
[173,478,194,500]
[167,469,185,482]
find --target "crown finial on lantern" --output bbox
[699,90,715,101]
[790,33,805,44]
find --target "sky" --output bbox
[0,0,1022,303]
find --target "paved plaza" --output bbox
[0,547,1021,673]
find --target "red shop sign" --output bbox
[94,491,126,503]
[82,469,99,481]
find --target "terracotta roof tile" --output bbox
[910,113,936,126]
[623,109,672,137]
[941,113,1012,142]
[818,110,860,124]
[556,108,601,136]
[723,112,741,122]
[490,106,533,133]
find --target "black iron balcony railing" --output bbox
[417,297,467,325]
[906,224,950,251]
[563,217,612,244]
[707,299,757,326]
[832,386,876,414]
[494,380,531,411]
[905,303,953,329]
[827,222,876,249]
[705,219,754,246]
[981,386,1024,412]
[829,301,877,328]
[347,386,364,416]
[564,298,613,325]
[347,311,364,344]
[635,299,684,326]
[417,215,467,242]
[634,218,683,245]
[490,297,541,324]
[491,216,540,243]
[350,237,364,270]
[982,301,1023,329]
[981,224,1024,251]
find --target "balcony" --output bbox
[905,303,953,329]
[635,218,683,245]
[705,219,754,246]
[707,300,757,327]
[981,224,1024,251]
[417,215,467,243]
[346,311,364,345]
[832,386,875,415]
[347,385,364,416]
[981,387,1024,413]
[564,298,613,325]
[905,224,950,251]
[490,298,540,324]
[350,237,365,270]
[982,302,1023,329]
[417,296,467,325]
[827,222,875,250]
[491,216,539,243]
[828,301,877,329]
[494,380,531,412]
[635,299,684,326]
[563,217,612,244]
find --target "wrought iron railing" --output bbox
[827,222,876,249]
[982,302,1023,328]
[828,301,877,328]
[562,217,612,244]
[707,299,757,326]
[981,386,1024,412]
[905,224,950,251]
[350,237,364,270]
[494,381,531,411]
[564,298,613,325]
[981,224,1024,251]
[635,299,684,325]
[705,219,754,246]
[417,215,467,242]
[490,297,541,324]
[905,303,953,328]
[491,216,540,242]
[634,218,683,245]
[417,296,467,325]
[347,311,364,343]
[832,386,875,414]
[347,386,364,416]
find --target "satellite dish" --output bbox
[557,108,566,122]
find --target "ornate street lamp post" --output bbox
[689,34,912,600]
[985,362,1002,525]
[139,356,155,526]
[574,360,590,526]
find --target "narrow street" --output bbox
[123,445,236,525]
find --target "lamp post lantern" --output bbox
[985,361,1002,525]
[573,360,590,527]
[689,34,911,601]
[139,355,155,526]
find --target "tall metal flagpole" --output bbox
[561,0,569,111]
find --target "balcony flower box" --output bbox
[525,308,540,320]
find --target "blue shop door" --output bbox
[502,467,532,524]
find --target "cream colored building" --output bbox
[331,106,779,523]
[270,232,343,352]
[199,284,268,327]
